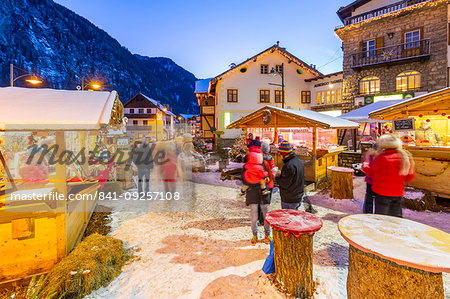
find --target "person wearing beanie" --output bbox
[276,141,305,210]
[364,134,415,217]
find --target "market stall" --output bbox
[227,106,359,182]
[0,87,124,282]
[369,87,450,198]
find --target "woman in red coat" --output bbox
[365,134,415,217]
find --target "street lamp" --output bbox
[10,64,42,87]
[78,77,102,91]
[268,63,285,108]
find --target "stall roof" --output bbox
[0,87,119,131]
[339,100,403,123]
[369,87,450,120]
[227,106,360,130]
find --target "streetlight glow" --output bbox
[90,83,102,90]
[25,78,43,85]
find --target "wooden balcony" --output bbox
[351,39,430,68]
[341,0,431,27]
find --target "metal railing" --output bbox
[341,0,431,27]
[351,39,430,68]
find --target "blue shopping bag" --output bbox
[262,241,275,274]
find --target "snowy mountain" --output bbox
[0,0,198,114]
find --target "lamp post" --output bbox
[78,77,102,91]
[10,64,42,87]
[268,63,285,108]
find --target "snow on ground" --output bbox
[87,172,450,299]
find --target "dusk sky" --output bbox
[55,0,350,79]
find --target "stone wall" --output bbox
[337,1,448,112]
[338,151,363,167]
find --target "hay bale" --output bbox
[347,245,444,299]
[46,233,130,298]
[403,187,437,211]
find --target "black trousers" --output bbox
[374,194,403,218]
[363,183,375,214]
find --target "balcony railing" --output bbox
[351,39,430,68]
[341,0,431,27]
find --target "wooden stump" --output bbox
[273,228,314,298]
[328,167,354,199]
[347,245,444,299]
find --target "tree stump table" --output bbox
[327,166,354,199]
[265,209,323,298]
[338,214,450,299]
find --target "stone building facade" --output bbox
[335,0,449,112]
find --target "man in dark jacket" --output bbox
[130,140,154,194]
[276,141,304,209]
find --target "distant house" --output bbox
[177,114,199,135]
[123,93,175,141]
[195,44,344,140]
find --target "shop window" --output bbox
[301,91,311,104]
[223,112,231,129]
[274,90,283,103]
[336,89,342,103]
[260,64,269,74]
[360,76,380,95]
[396,71,421,92]
[259,90,270,103]
[227,89,238,103]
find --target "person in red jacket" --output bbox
[364,134,415,218]
[241,143,269,196]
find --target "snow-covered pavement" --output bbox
[86,174,449,298]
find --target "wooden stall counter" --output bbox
[338,214,450,299]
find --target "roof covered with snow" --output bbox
[0,87,118,131]
[339,100,403,123]
[194,78,212,93]
[228,105,359,129]
[179,114,197,120]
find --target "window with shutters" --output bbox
[360,76,380,94]
[259,90,270,103]
[275,64,283,75]
[404,29,420,49]
[301,91,311,104]
[396,71,420,91]
[362,40,376,57]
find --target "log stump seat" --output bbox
[338,214,450,299]
[327,166,354,199]
[265,209,323,298]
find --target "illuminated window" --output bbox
[223,112,231,128]
[259,90,270,103]
[301,91,311,104]
[321,91,325,104]
[336,89,342,102]
[360,76,380,94]
[326,91,331,104]
[331,90,336,103]
[274,90,283,103]
[396,71,421,91]
[227,89,238,102]
[316,92,321,104]
[260,64,269,74]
